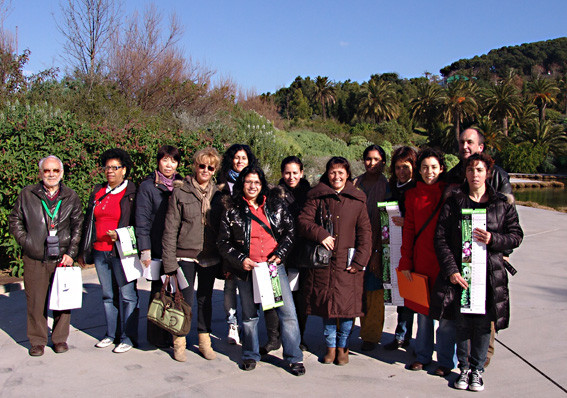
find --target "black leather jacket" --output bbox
[217,187,295,281]
[9,182,84,261]
[446,161,512,194]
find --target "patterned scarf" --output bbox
[188,175,215,225]
[157,170,175,191]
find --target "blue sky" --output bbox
[5,0,567,94]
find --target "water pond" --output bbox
[514,187,567,210]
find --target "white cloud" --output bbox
[339,41,349,47]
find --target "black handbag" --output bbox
[147,275,192,336]
[298,201,333,268]
[80,205,96,264]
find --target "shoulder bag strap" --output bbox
[247,212,277,240]
[413,196,444,245]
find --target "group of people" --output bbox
[9,127,523,390]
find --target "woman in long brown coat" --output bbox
[298,156,372,365]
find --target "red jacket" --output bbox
[398,181,446,315]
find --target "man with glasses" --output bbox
[9,155,83,356]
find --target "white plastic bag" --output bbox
[49,266,83,310]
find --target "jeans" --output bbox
[93,250,139,346]
[456,313,492,372]
[323,318,354,348]
[235,264,303,363]
[415,314,457,368]
[224,277,238,326]
[395,306,416,341]
[178,261,219,333]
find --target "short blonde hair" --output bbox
[193,147,221,170]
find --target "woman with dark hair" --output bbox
[81,148,138,354]
[161,147,223,362]
[261,156,311,355]
[398,147,456,376]
[298,157,372,365]
[433,153,522,391]
[383,146,418,351]
[217,165,305,375]
[218,143,258,344]
[135,145,181,349]
[353,145,389,352]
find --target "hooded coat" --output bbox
[431,184,523,331]
[297,180,372,318]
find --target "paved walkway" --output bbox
[0,205,566,397]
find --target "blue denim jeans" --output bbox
[456,313,492,372]
[395,306,415,341]
[93,250,139,346]
[224,277,238,326]
[235,264,303,363]
[415,314,457,368]
[323,318,354,348]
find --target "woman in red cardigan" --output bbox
[398,147,456,377]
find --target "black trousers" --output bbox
[178,261,219,333]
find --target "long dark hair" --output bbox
[320,156,352,185]
[220,144,257,181]
[231,165,270,206]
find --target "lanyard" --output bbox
[41,199,62,229]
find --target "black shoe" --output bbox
[260,339,281,355]
[299,341,309,351]
[384,339,404,350]
[29,345,45,357]
[290,362,306,376]
[242,359,256,371]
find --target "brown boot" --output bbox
[336,347,349,365]
[172,335,187,362]
[322,347,336,364]
[198,333,216,360]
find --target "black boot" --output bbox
[260,308,281,355]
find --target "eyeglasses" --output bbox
[42,169,61,174]
[198,164,215,172]
[244,180,261,186]
[102,165,124,172]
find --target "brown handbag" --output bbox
[147,275,192,336]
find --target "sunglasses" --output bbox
[198,164,215,172]
[42,169,61,174]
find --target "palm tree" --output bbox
[358,79,400,123]
[527,76,560,123]
[443,79,478,142]
[557,73,567,115]
[481,80,522,136]
[313,76,336,120]
[518,119,567,156]
[410,79,445,130]
[474,116,506,151]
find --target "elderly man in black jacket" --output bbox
[9,155,83,357]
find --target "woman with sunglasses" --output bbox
[135,145,182,349]
[161,147,223,361]
[81,148,138,354]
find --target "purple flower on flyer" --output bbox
[381,226,389,240]
[268,262,278,278]
[462,241,471,257]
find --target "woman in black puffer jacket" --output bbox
[433,153,523,391]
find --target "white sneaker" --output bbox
[95,337,113,348]
[113,342,133,353]
[469,369,484,392]
[228,324,240,345]
[454,369,470,390]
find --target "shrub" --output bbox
[500,142,547,173]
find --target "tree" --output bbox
[443,79,478,142]
[410,79,445,130]
[527,76,560,123]
[481,79,522,136]
[289,88,312,120]
[358,79,400,124]
[313,76,336,120]
[56,0,121,80]
[518,119,567,156]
